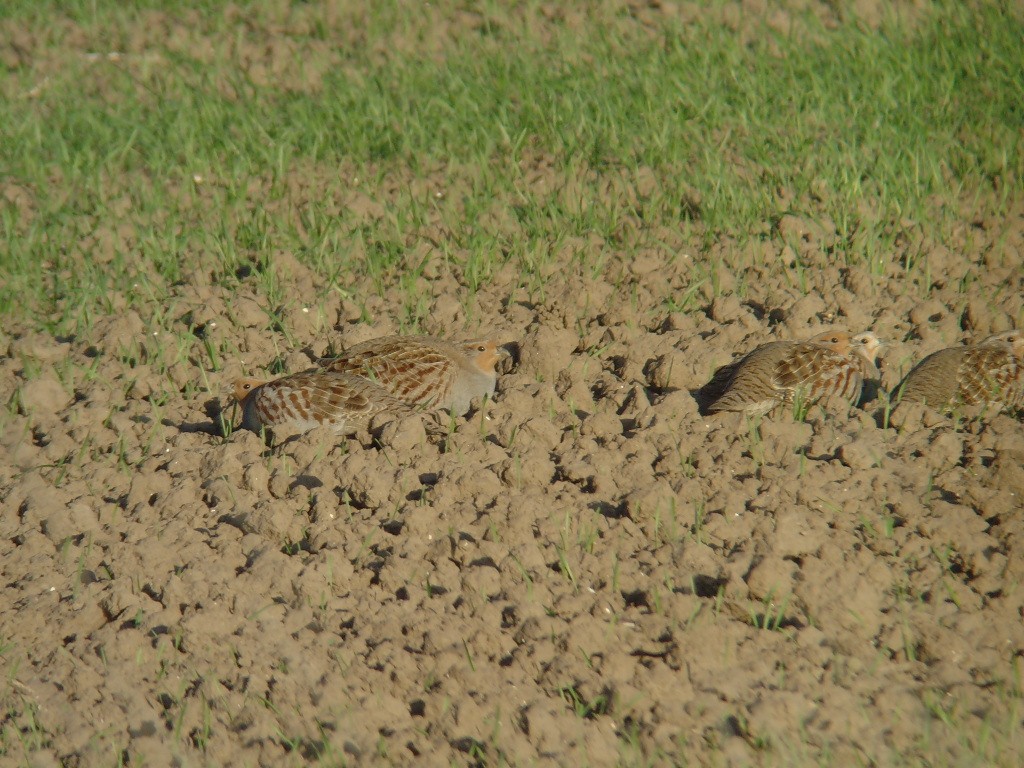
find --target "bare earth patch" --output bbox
[2,3,1023,767]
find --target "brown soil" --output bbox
[3,5,1024,768]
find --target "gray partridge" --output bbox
[318,335,507,415]
[232,371,413,435]
[896,330,1024,411]
[704,331,882,416]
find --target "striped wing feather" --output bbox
[255,372,409,431]
[319,337,457,408]
[775,344,862,404]
[707,341,864,414]
[959,344,1022,406]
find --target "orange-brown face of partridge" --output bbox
[462,340,507,376]
[806,331,852,354]
[232,378,267,404]
[988,330,1024,360]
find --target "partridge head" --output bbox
[851,332,883,368]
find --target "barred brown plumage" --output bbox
[704,331,882,416]
[317,335,507,415]
[896,330,1024,412]
[232,372,414,435]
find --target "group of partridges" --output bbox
[231,330,1024,435]
[700,329,1023,417]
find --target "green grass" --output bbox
[2,0,1022,336]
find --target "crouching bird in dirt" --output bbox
[316,335,507,416]
[231,335,508,435]
[700,330,882,416]
[895,330,1023,414]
